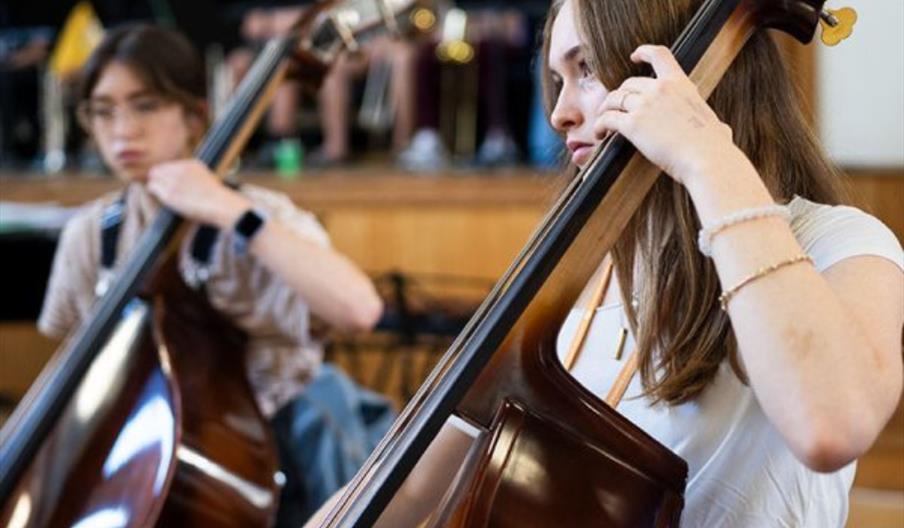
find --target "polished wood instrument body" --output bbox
[0,260,280,527]
[323,1,830,526]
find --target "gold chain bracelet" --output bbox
[719,254,813,311]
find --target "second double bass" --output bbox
[314,0,897,526]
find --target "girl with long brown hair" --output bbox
[306,1,903,525]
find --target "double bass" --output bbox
[0,1,434,526]
[321,0,852,526]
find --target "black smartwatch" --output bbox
[233,208,267,254]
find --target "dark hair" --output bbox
[541,0,849,404]
[78,24,206,115]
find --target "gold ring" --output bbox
[619,90,633,112]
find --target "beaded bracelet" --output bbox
[719,254,813,311]
[698,204,791,257]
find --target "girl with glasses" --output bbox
[41,24,384,526]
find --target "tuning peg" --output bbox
[819,7,857,46]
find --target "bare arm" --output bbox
[686,156,903,472]
[147,159,383,332]
[596,45,904,472]
[305,420,474,527]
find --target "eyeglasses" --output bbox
[77,96,175,132]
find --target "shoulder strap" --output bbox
[99,194,126,272]
[190,225,220,266]
[183,224,221,289]
[95,194,126,298]
[97,193,225,293]
[182,180,245,287]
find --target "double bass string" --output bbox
[197,36,294,168]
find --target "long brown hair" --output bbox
[541,0,848,404]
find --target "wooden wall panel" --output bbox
[0,323,57,397]
[319,206,540,298]
[845,170,904,240]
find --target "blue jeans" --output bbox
[269,365,396,526]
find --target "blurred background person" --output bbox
[398,6,532,171]
[312,35,417,166]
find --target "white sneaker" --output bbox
[476,130,519,167]
[397,129,450,172]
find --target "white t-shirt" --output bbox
[453,196,903,527]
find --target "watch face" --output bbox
[236,209,265,235]
[233,208,266,254]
